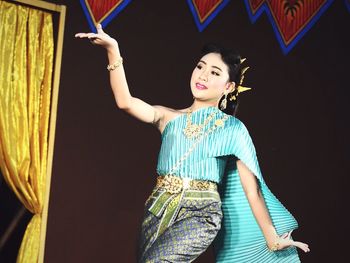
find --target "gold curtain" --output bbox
[0,1,53,262]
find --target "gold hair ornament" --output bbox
[230,58,251,101]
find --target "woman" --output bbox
[75,24,310,262]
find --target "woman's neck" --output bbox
[190,99,218,112]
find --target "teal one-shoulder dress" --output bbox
[156,106,300,263]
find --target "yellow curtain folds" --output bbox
[0,1,54,262]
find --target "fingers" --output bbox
[75,32,98,39]
[75,25,117,48]
[75,24,105,41]
[280,229,292,239]
[292,241,310,253]
[74,33,84,38]
[280,232,289,239]
[96,23,104,34]
[75,32,102,46]
[75,24,103,38]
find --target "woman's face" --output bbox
[190,52,232,104]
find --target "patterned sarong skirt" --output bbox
[138,187,222,263]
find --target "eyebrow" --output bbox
[199,60,223,72]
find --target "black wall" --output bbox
[41,1,349,262]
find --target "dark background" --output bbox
[1,0,349,262]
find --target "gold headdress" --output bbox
[229,58,251,101]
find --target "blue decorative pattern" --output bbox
[186,0,231,32]
[345,0,350,12]
[243,0,335,54]
[139,190,222,262]
[79,0,133,32]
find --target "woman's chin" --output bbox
[191,90,207,99]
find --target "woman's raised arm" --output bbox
[75,24,165,127]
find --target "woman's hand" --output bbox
[271,230,310,253]
[75,24,118,51]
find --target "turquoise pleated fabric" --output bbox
[156,106,300,262]
[157,106,229,182]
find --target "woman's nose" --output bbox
[199,71,208,82]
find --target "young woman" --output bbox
[76,24,310,262]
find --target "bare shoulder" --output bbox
[153,105,189,133]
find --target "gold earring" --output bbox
[220,93,228,110]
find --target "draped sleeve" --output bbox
[212,117,301,263]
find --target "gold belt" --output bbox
[149,176,220,240]
[156,175,217,194]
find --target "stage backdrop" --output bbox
[42,0,348,262]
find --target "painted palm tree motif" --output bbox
[283,0,304,18]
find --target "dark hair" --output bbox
[201,43,244,116]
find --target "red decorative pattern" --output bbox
[86,0,122,23]
[267,0,328,44]
[192,0,223,22]
[248,0,265,13]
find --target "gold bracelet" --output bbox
[268,236,280,252]
[107,57,123,71]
